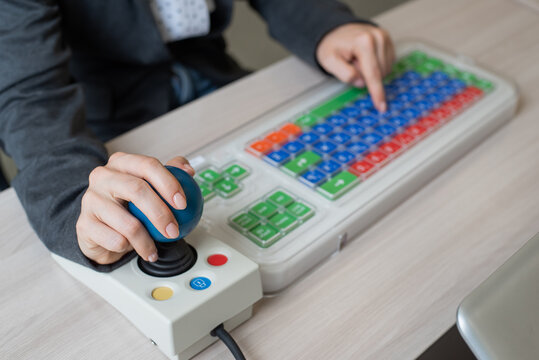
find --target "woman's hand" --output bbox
[76,152,195,265]
[316,23,395,112]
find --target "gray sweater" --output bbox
[0,0,372,271]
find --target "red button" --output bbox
[207,254,228,266]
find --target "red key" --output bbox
[444,99,464,111]
[247,139,274,155]
[379,141,401,155]
[365,151,388,164]
[417,116,439,129]
[349,160,375,176]
[465,86,483,97]
[405,124,427,137]
[280,123,302,136]
[453,93,475,104]
[265,131,289,144]
[393,133,415,145]
[430,107,452,120]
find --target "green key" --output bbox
[407,50,428,64]
[392,60,409,74]
[224,163,249,180]
[250,201,278,218]
[282,151,321,176]
[317,171,359,200]
[249,224,281,248]
[295,114,319,128]
[310,87,366,118]
[443,64,461,77]
[198,168,221,185]
[474,78,494,91]
[199,183,215,201]
[269,212,298,232]
[267,190,294,207]
[286,201,314,220]
[458,71,478,85]
[422,57,444,71]
[214,179,240,198]
[231,212,259,230]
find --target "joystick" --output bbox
[128,166,202,277]
[52,164,262,360]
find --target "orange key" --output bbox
[265,131,289,144]
[280,123,302,136]
[248,139,274,155]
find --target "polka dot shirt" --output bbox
[149,0,214,42]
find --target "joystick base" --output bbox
[138,240,197,277]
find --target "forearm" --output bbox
[0,0,134,271]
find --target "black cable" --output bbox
[210,323,246,360]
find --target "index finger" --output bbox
[354,34,386,112]
[108,153,187,210]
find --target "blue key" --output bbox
[300,169,326,188]
[265,150,290,166]
[326,114,348,126]
[332,151,356,165]
[387,99,406,111]
[340,107,362,118]
[317,160,341,176]
[282,140,305,155]
[343,123,365,136]
[449,79,467,91]
[415,100,435,112]
[402,70,422,81]
[298,131,320,145]
[396,92,417,103]
[354,98,373,109]
[388,116,410,127]
[425,92,446,104]
[430,71,449,82]
[438,85,458,97]
[328,132,352,145]
[357,115,379,127]
[391,78,408,89]
[401,107,421,120]
[313,140,338,154]
[375,124,397,137]
[312,123,334,135]
[409,85,428,95]
[421,78,438,88]
[346,141,370,155]
[361,132,384,146]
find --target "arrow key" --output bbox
[317,171,359,200]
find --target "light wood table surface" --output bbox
[2,0,539,358]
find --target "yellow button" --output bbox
[151,287,173,301]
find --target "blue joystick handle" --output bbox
[128,166,203,242]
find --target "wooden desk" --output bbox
[2,0,538,358]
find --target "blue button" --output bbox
[283,141,305,155]
[401,107,421,120]
[396,92,417,103]
[415,100,435,112]
[343,123,365,136]
[375,124,397,136]
[317,160,341,176]
[430,71,449,82]
[387,100,406,111]
[298,131,320,145]
[449,79,467,91]
[312,123,334,135]
[340,106,362,118]
[388,116,410,127]
[357,115,379,127]
[421,78,437,88]
[438,85,458,97]
[190,277,211,290]
[327,114,348,126]
[408,85,427,95]
[332,151,356,165]
[300,169,326,187]
[361,132,384,146]
[313,141,338,154]
[265,150,290,166]
[346,141,370,155]
[354,98,373,109]
[402,70,422,81]
[328,132,352,145]
[425,92,446,104]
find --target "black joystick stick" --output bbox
[128,166,203,277]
